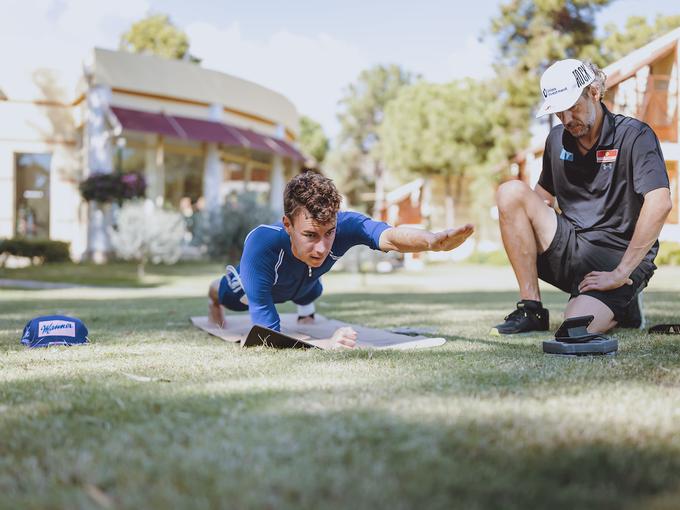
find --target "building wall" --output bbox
[1,49,302,260]
[91,48,298,139]
[0,94,85,254]
[0,138,85,255]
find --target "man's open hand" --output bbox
[332,326,357,349]
[428,224,474,252]
[578,270,632,293]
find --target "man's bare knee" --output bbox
[496,180,532,211]
[565,295,616,334]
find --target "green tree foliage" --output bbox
[380,79,500,231]
[488,0,613,156]
[601,14,680,64]
[335,65,417,210]
[299,116,329,165]
[120,14,199,62]
[323,143,368,210]
[337,64,416,153]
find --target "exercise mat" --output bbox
[190,313,446,350]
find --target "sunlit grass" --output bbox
[1,263,680,509]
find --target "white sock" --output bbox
[297,302,315,317]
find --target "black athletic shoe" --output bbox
[619,292,645,329]
[491,301,550,335]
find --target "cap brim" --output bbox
[535,87,583,119]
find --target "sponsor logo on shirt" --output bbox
[560,148,574,161]
[596,149,618,163]
[38,320,76,338]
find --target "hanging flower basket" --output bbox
[80,172,146,204]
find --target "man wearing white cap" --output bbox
[492,59,672,335]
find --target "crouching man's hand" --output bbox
[332,326,357,349]
[428,224,474,252]
[578,270,633,293]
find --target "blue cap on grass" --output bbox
[20,315,89,348]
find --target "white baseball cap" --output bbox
[536,59,595,118]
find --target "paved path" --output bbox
[0,279,83,289]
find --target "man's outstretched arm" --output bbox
[378,224,474,253]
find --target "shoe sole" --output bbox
[489,327,549,337]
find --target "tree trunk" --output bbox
[444,173,455,227]
[373,159,385,219]
[137,257,146,280]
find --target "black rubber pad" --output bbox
[543,337,618,355]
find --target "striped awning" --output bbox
[110,106,304,161]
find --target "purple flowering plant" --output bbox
[80,172,146,203]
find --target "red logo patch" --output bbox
[596,149,618,163]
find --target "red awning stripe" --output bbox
[165,114,188,139]
[110,106,181,137]
[110,105,305,161]
[170,115,243,147]
[270,138,305,162]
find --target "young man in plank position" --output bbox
[209,171,474,348]
[493,59,672,335]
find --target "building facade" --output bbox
[0,48,303,259]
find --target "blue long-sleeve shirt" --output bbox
[237,211,391,331]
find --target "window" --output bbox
[15,153,51,238]
[116,142,145,174]
[164,151,203,208]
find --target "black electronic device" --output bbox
[543,315,618,355]
[242,325,318,349]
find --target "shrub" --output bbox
[109,200,186,278]
[0,238,71,265]
[656,241,680,266]
[194,192,278,261]
[80,172,146,204]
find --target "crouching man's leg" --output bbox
[566,264,651,333]
[564,295,616,334]
[493,180,558,334]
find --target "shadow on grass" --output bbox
[1,372,679,510]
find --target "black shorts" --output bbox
[536,214,654,322]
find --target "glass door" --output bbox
[15,153,52,238]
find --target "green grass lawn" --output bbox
[1,263,680,509]
[0,261,222,287]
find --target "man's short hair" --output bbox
[284,171,342,224]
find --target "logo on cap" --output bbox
[572,64,592,88]
[38,320,76,337]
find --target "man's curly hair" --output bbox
[284,171,342,224]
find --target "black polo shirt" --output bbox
[538,103,669,267]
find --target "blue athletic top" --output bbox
[237,211,391,331]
